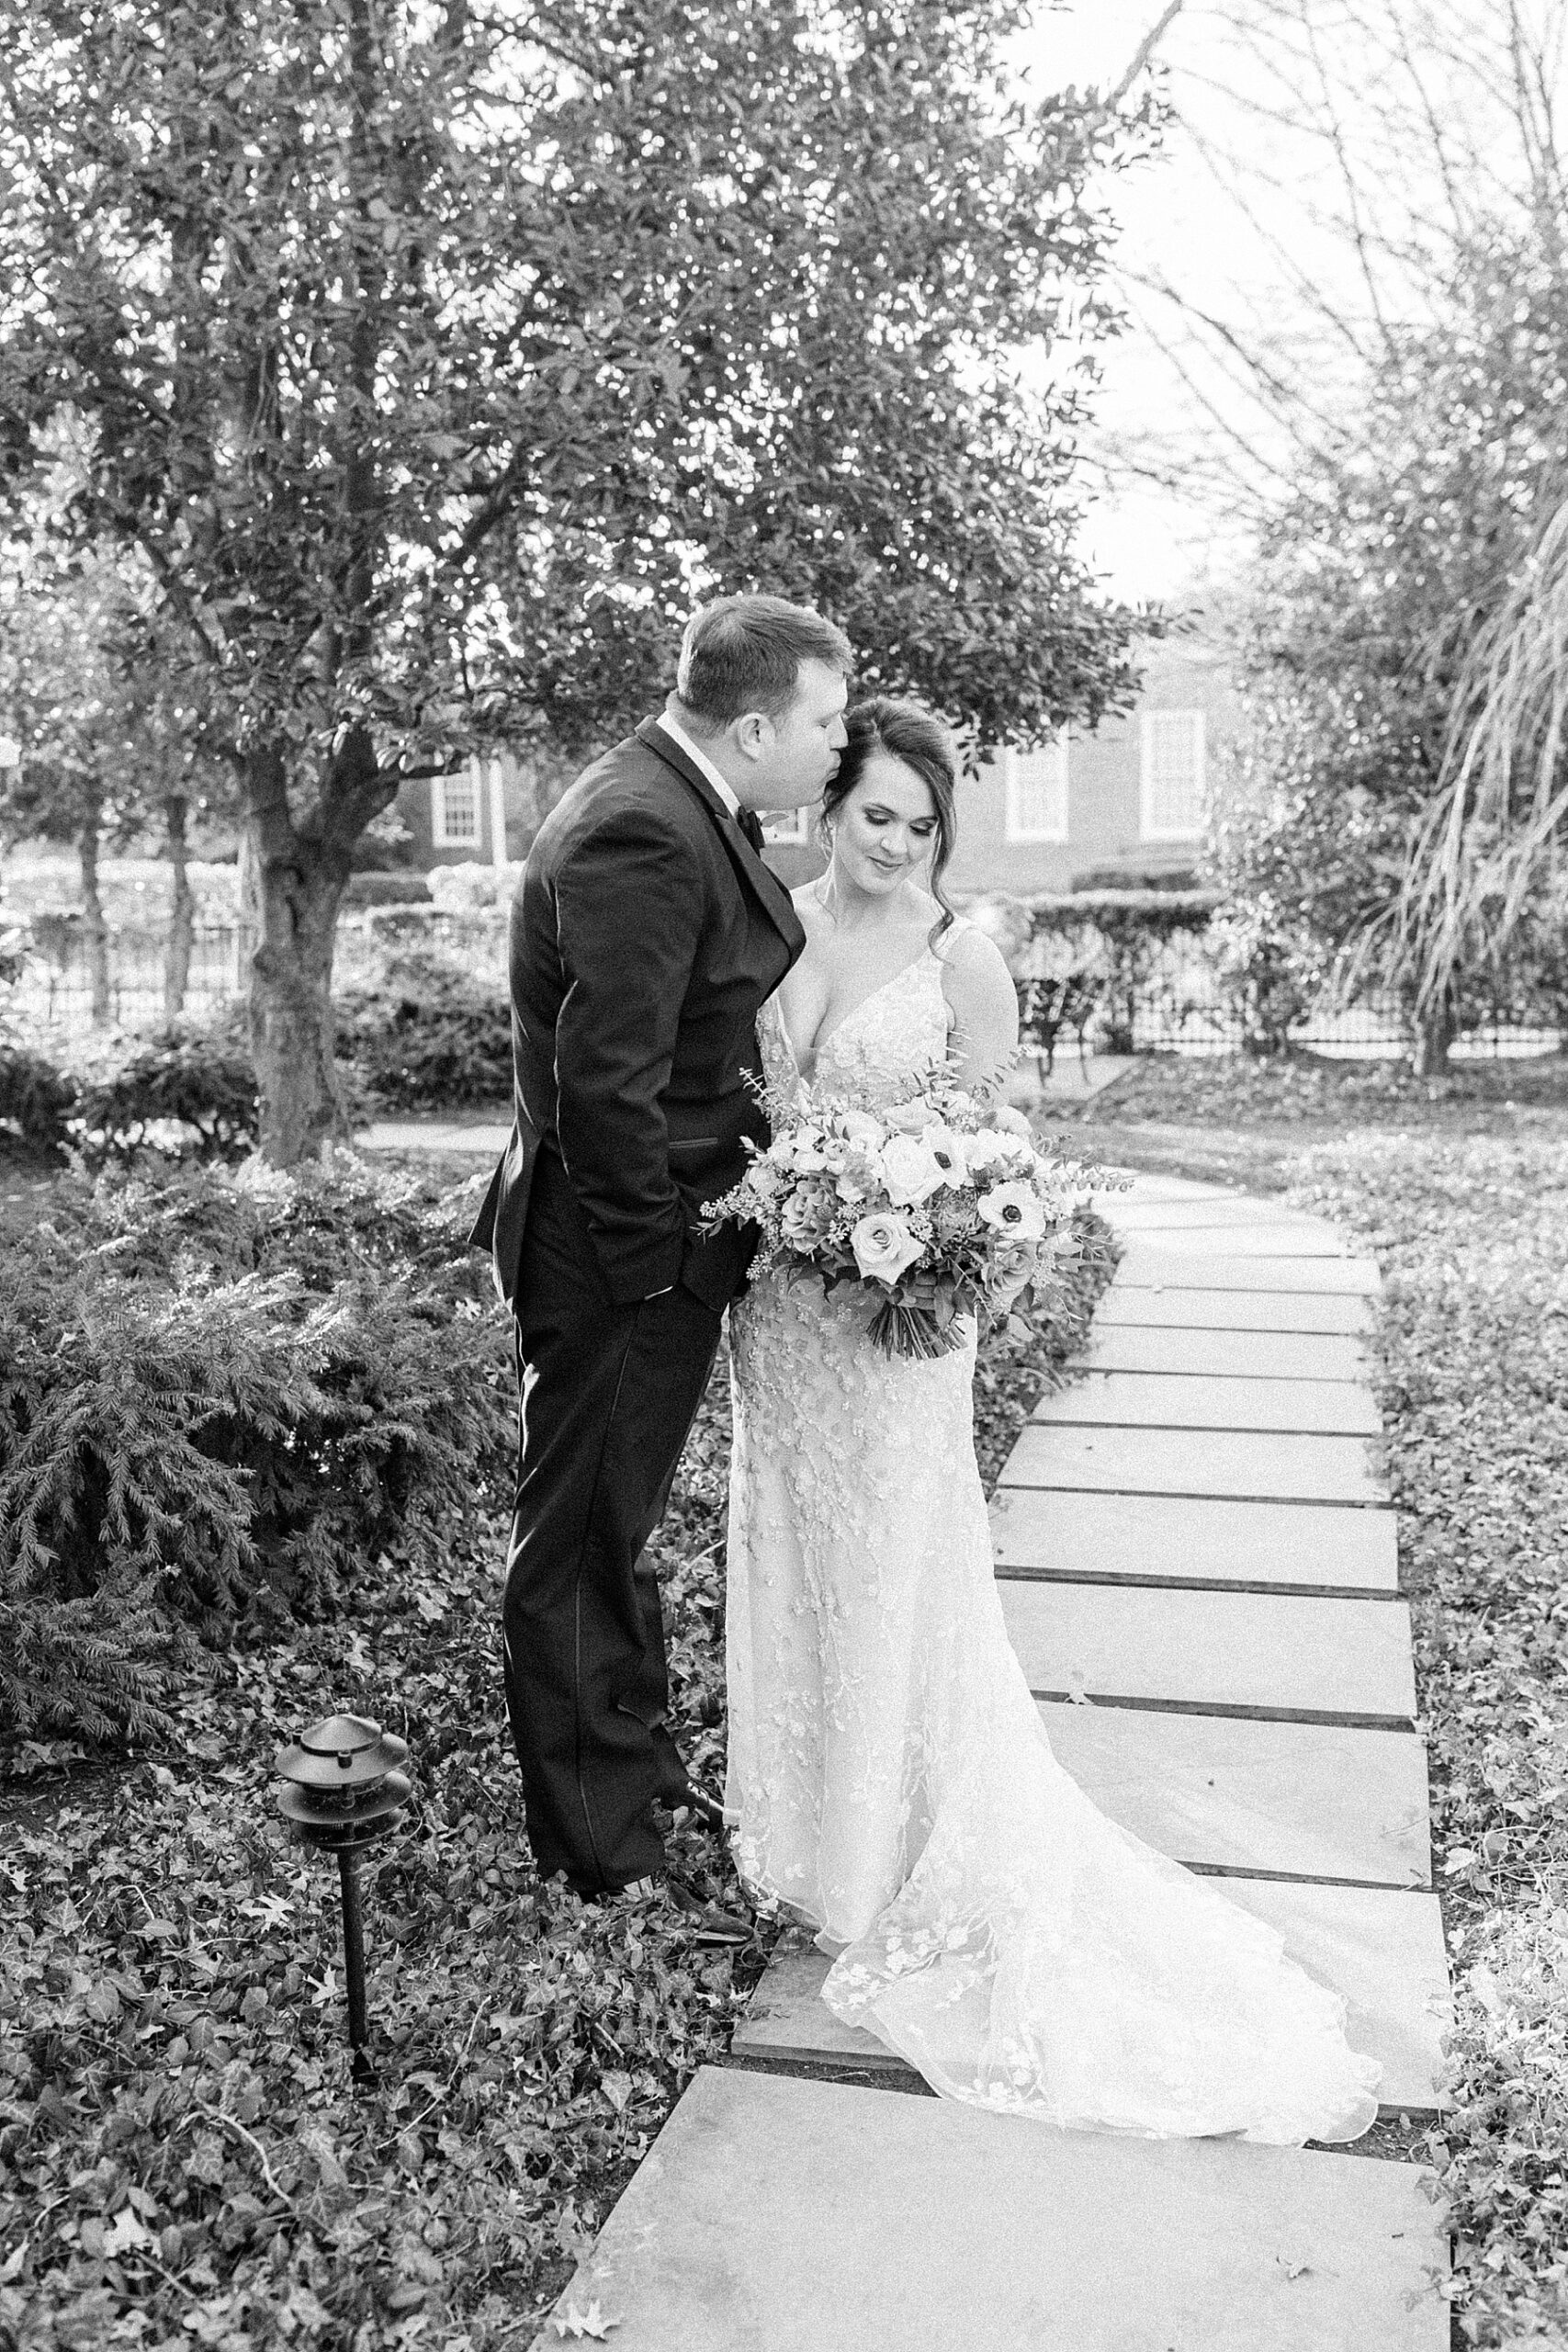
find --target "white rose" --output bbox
[877,1132,945,1206]
[991,1104,1034,1137]
[851,1211,926,1285]
[884,1099,941,1136]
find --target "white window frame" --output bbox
[431,763,481,848]
[1139,708,1206,842]
[761,806,814,846]
[1003,732,1070,844]
[486,756,510,869]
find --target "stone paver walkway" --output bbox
[535,1172,1452,2349]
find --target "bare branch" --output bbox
[1291,0,1397,363]
[1115,264,1352,443]
[1109,0,1188,107]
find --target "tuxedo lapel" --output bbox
[634,718,807,961]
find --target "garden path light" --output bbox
[273,1713,412,2079]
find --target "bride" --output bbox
[723,695,1382,2144]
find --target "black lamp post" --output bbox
[274,1713,412,2074]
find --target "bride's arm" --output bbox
[940,926,1020,1092]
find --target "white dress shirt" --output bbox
[652,710,743,820]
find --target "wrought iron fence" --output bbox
[8,909,1562,1064]
[1015,930,1562,1062]
[7,924,241,1041]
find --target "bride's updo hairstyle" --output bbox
[822,696,959,941]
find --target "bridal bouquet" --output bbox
[703,1069,1086,1359]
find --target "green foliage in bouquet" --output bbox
[336,950,513,1113]
[705,1065,1119,1359]
[0,1159,512,1745]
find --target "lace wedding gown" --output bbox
[724,928,1382,2143]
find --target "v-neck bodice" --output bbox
[761,933,959,1105]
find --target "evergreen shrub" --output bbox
[0,1044,77,1156]
[0,1017,265,1168]
[0,1159,511,1745]
[336,948,512,1110]
[73,1017,261,1166]
[1004,890,1221,1055]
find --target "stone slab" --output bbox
[1084,1325,1370,1383]
[735,1885,1451,2112]
[989,1489,1400,1592]
[1119,1225,1351,1260]
[998,1581,1416,1724]
[1118,1250,1382,1293]
[1000,1422,1389,1505]
[1038,1702,1431,1887]
[732,1938,910,2077]
[1033,1370,1382,1436]
[539,2067,1448,2352]
[1220,1881,1452,2113]
[1096,1285,1375,1336]
[358,1117,512,1154]
[1025,1051,1130,1102]
[1108,1198,1342,1241]
[1099,1173,1236,1201]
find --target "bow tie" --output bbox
[735,808,765,854]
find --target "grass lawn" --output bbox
[1080,1051,1568,2349]
[0,1150,1113,2352]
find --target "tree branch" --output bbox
[1110,0,1188,107]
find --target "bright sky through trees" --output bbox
[1014,0,1568,601]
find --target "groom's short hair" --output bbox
[676,594,854,728]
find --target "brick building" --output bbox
[767,634,1234,893]
[393,634,1233,891]
[392,752,539,869]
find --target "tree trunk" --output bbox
[244,745,353,1165]
[164,792,195,1020]
[78,804,111,1028]
[1412,996,1455,1077]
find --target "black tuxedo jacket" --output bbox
[469,718,807,1313]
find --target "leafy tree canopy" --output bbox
[2,0,1147,766]
[0,0,1154,1153]
[1210,210,1568,1057]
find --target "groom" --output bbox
[471,594,852,1921]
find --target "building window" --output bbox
[1140,710,1206,840]
[432,764,481,847]
[761,806,815,846]
[1003,734,1069,844]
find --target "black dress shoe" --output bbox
[669,1777,728,1835]
[647,1724,729,1837]
[613,1873,751,1947]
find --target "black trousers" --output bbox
[502,1148,723,1892]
